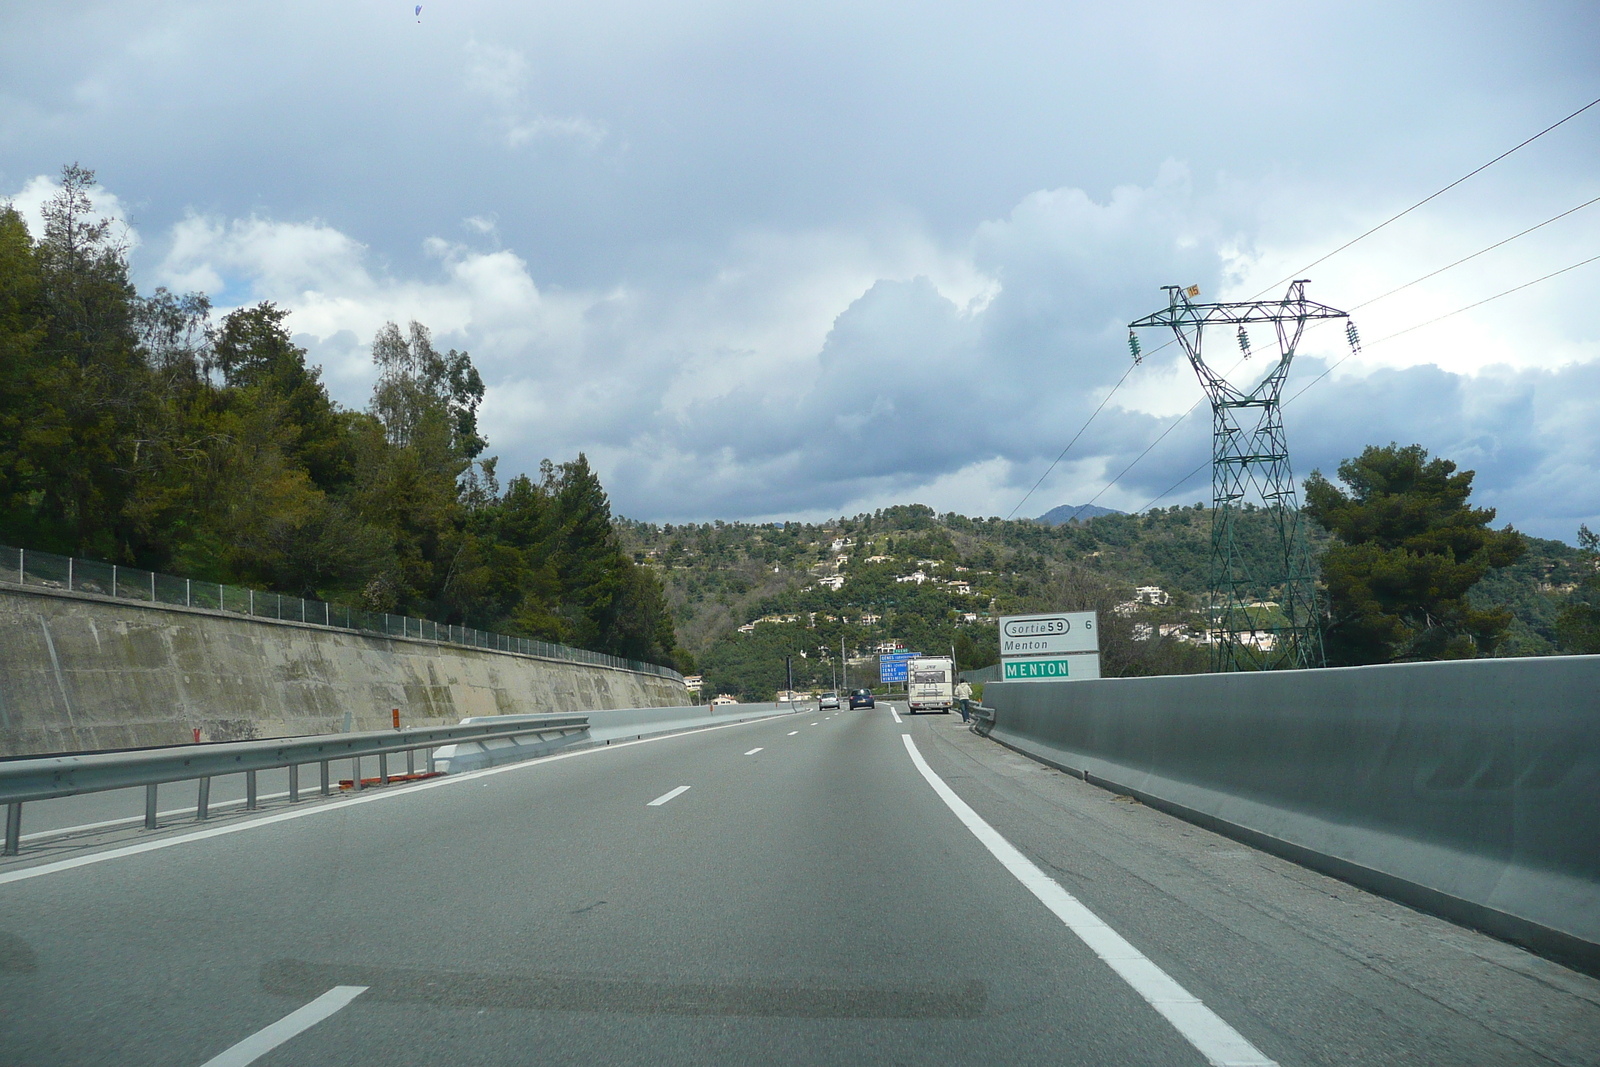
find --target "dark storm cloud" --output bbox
[2,1,1597,536]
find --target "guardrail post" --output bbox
[353,755,363,790]
[379,752,390,786]
[320,760,331,796]
[145,784,159,829]
[406,748,416,776]
[245,770,258,810]
[427,749,436,774]
[4,802,21,855]
[288,764,300,803]
[196,777,211,820]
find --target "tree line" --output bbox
[0,165,685,669]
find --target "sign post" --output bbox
[998,611,1100,681]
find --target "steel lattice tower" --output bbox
[1129,281,1351,671]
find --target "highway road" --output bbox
[1,702,1597,1066]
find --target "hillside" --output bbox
[619,504,1589,701]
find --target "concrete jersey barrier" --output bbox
[983,656,1600,975]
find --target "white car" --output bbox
[818,692,840,710]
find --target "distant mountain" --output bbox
[1035,503,1125,525]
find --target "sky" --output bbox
[2,1,1597,539]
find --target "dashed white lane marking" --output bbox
[744,748,764,756]
[810,722,820,726]
[899,734,1276,1067]
[787,731,799,736]
[199,985,367,1067]
[890,707,903,723]
[0,715,781,887]
[647,785,692,806]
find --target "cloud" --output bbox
[12,136,1600,543]
[112,164,1588,540]
[462,40,605,149]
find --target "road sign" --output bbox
[999,611,1098,657]
[1001,654,1101,681]
[878,652,921,684]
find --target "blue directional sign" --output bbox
[878,652,921,684]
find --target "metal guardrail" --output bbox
[0,714,590,856]
[0,542,683,682]
[968,703,996,737]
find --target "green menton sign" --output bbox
[1002,658,1077,680]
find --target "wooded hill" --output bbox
[619,502,1591,701]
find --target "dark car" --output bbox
[848,689,875,709]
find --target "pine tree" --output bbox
[1304,443,1525,664]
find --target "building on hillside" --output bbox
[859,612,881,625]
[875,640,904,654]
[684,674,703,694]
[960,612,978,623]
[864,554,892,563]
[1135,585,1170,605]
[817,574,845,590]
[895,570,929,584]
[946,580,973,595]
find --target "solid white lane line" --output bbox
[787,731,799,736]
[648,785,692,806]
[744,748,764,756]
[199,985,367,1067]
[899,734,1276,1067]
[0,714,780,888]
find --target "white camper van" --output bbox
[906,655,955,714]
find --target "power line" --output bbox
[1054,394,1208,522]
[1134,460,1209,515]
[1251,94,1600,298]
[1349,192,1600,311]
[1003,333,1182,520]
[1285,249,1600,406]
[1005,360,1137,521]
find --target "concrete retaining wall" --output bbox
[0,583,687,757]
[984,656,1600,974]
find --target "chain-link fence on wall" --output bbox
[1,543,683,681]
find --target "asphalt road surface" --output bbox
[1,703,1596,1066]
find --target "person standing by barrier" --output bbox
[955,680,973,722]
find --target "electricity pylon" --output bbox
[1129,280,1353,671]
